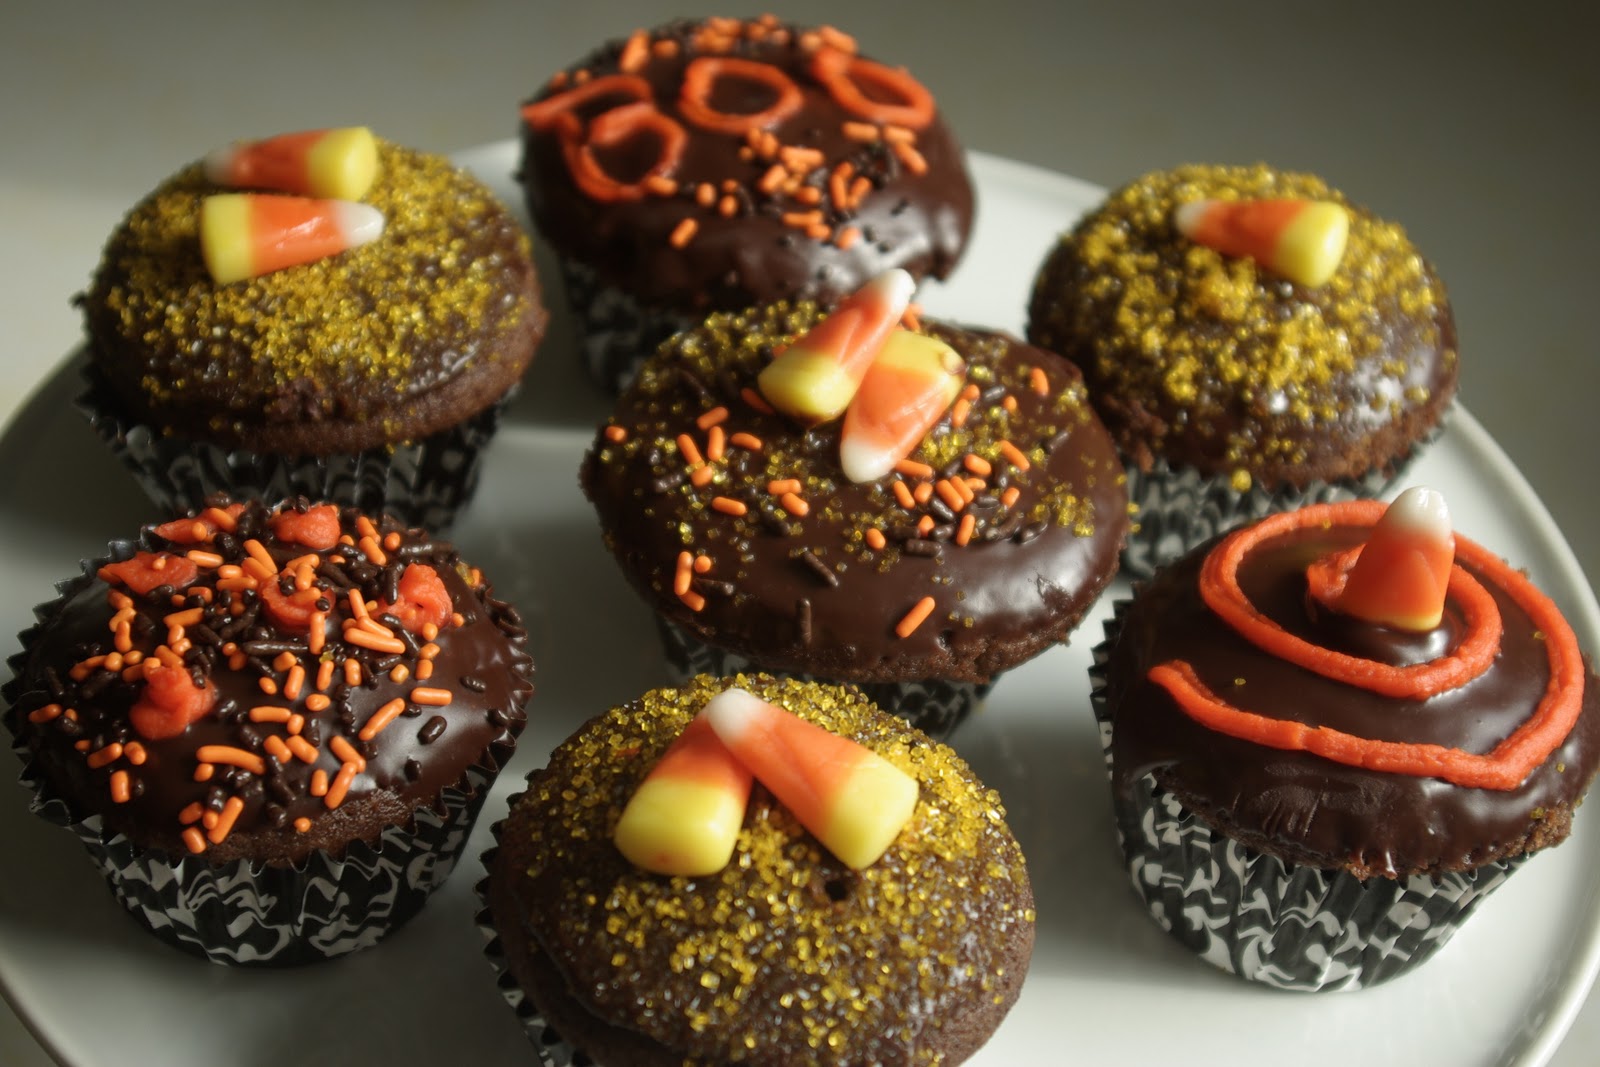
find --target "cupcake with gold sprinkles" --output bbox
[477,674,1034,1065]
[79,127,547,528]
[1027,162,1457,575]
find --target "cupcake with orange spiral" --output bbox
[1090,488,1600,990]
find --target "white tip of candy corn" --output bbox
[756,268,916,425]
[332,200,386,246]
[704,687,918,870]
[1336,487,1455,631]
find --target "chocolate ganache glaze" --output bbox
[5,499,532,865]
[1104,513,1600,878]
[581,300,1128,684]
[520,16,974,314]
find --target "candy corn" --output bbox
[839,329,965,483]
[204,127,380,200]
[1173,198,1349,288]
[702,688,918,870]
[757,268,915,424]
[1327,487,1455,631]
[613,713,753,876]
[200,193,384,284]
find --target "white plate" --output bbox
[1,145,1597,1067]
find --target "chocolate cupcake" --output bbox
[80,130,546,528]
[519,15,974,389]
[2,498,534,965]
[478,673,1034,1064]
[1091,491,1600,990]
[1027,162,1457,576]
[580,283,1128,737]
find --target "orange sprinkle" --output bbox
[950,397,972,428]
[693,553,713,574]
[178,802,204,824]
[164,606,204,628]
[358,535,387,566]
[287,736,319,764]
[86,742,123,770]
[674,551,694,596]
[695,182,717,206]
[109,770,131,804]
[935,479,967,512]
[124,742,147,766]
[73,739,92,752]
[27,703,62,724]
[998,439,1032,471]
[358,698,406,742]
[892,141,929,176]
[197,745,267,775]
[834,226,862,250]
[717,194,739,218]
[347,588,370,620]
[679,589,707,612]
[271,650,297,672]
[257,677,279,696]
[766,478,800,496]
[194,763,215,782]
[892,480,916,509]
[186,550,225,568]
[913,482,934,505]
[677,433,705,468]
[758,163,787,194]
[1002,395,1018,413]
[741,386,775,415]
[344,658,363,687]
[207,796,245,844]
[356,615,397,640]
[696,406,730,430]
[847,175,873,207]
[355,516,378,540]
[896,596,937,638]
[343,627,407,655]
[712,496,748,517]
[894,459,934,480]
[729,431,763,452]
[706,424,727,462]
[307,611,326,655]
[689,465,716,488]
[618,28,649,72]
[182,827,207,854]
[644,174,678,197]
[961,382,981,402]
[1029,366,1050,395]
[670,217,699,248]
[389,664,410,683]
[865,528,887,550]
[1001,486,1022,508]
[330,735,366,772]
[305,693,331,713]
[293,817,312,833]
[419,642,441,660]
[416,660,434,681]
[315,659,334,692]
[249,705,291,724]
[243,539,276,572]
[412,687,453,707]
[263,735,293,764]
[382,531,402,553]
[843,120,880,142]
[917,515,936,537]
[325,763,359,809]
[956,513,976,546]
[604,423,628,443]
[780,492,810,517]
[310,768,329,797]
[962,476,984,495]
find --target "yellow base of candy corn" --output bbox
[757,350,862,425]
[614,777,747,877]
[821,757,920,870]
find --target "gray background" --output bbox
[1,2,1596,1063]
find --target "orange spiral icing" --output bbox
[1149,500,1586,790]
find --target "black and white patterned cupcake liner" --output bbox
[1118,419,1446,579]
[654,617,989,740]
[77,363,512,531]
[2,536,533,967]
[1088,605,1521,991]
[557,258,697,394]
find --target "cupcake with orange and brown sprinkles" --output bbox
[580,270,1128,737]
[1091,488,1600,990]
[519,15,975,389]
[1027,162,1458,576]
[477,674,1034,1064]
[2,497,533,965]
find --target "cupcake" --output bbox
[478,673,1034,1064]
[579,274,1128,737]
[519,15,975,390]
[1090,489,1600,990]
[80,128,547,528]
[1027,162,1458,576]
[1,497,534,965]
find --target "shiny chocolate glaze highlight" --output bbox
[520,18,974,314]
[581,302,1128,684]
[5,501,533,865]
[1104,524,1600,877]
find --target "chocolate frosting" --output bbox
[581,302,1129,684]
[1104,522,1600,877]
[5,500,534,865]
[83,142,545,454]
[1027,163,1458,490]
[520,17,974,313]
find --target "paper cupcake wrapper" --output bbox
[655,617,989,740]
[3,534,533,966]
[1118,418,1445,579]
[1088,606,1521,991]
[475,829,586,1067]
[77,364,511,530]
[557,258,697,394]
